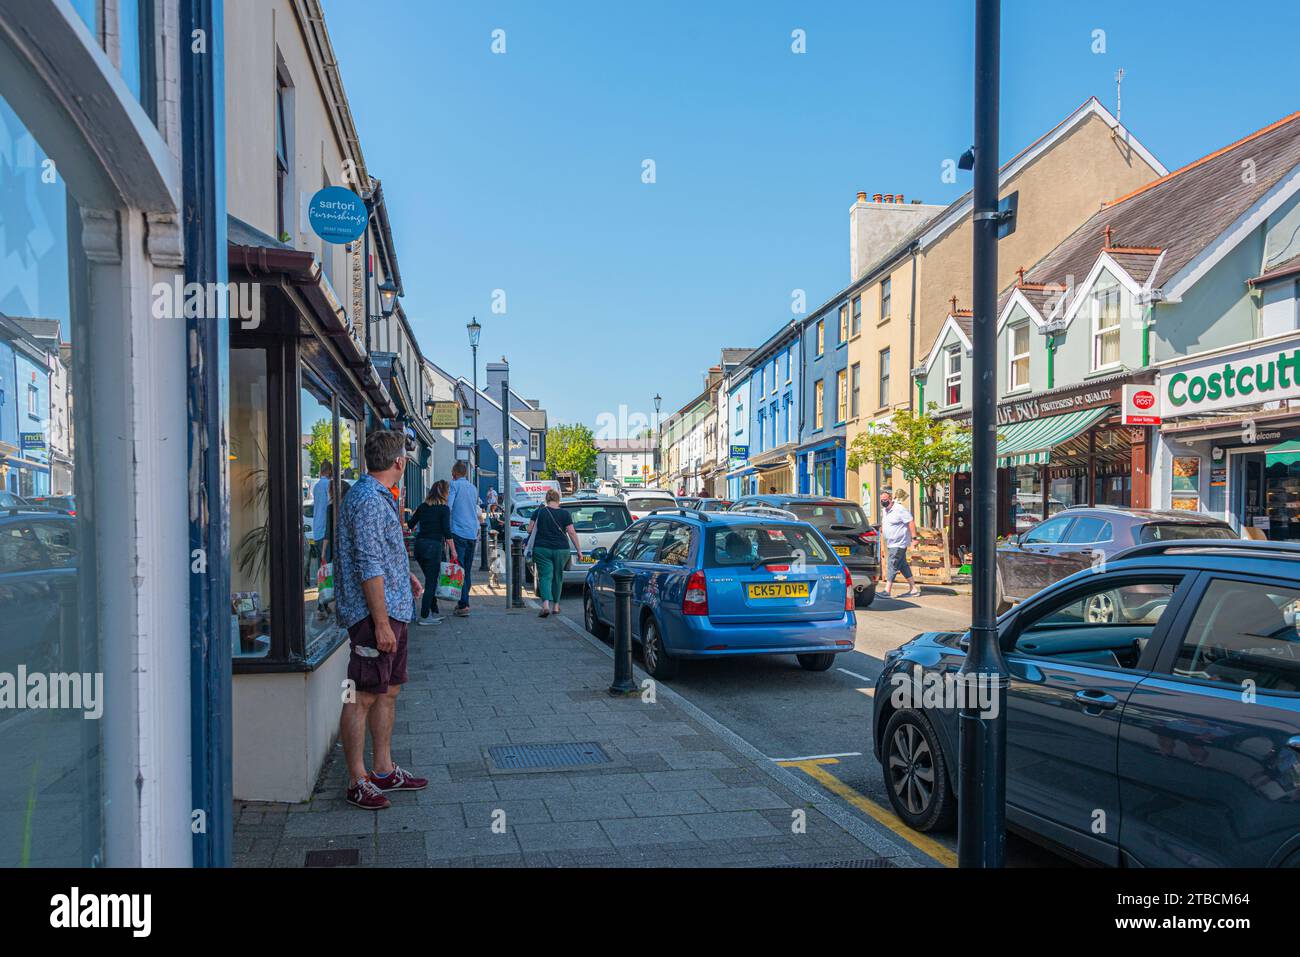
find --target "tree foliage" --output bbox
[846,406,971,506]
[545,422,598,479]
[305,418,353,476]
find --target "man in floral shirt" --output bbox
[336,429,428,809]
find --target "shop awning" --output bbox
[1266,440,1300,468]
[995,405,1115,467]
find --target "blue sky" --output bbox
[321,0,1300,434]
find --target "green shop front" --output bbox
[1155,335,1300,540]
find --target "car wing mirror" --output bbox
[590,547,609,561]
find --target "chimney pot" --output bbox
[883,194,894,203]
[872,193,883,203]
[896,194,904,203]
[856,191,867,203]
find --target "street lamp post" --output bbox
[653,393,662,489]
[958,0,1010,869]
[467,318,487,571]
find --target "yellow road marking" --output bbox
[778,757,957,868]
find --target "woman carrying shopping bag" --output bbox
[407,480,457,625]
[527,489,582,617]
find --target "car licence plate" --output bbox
[835,546,851,556]
[576,555,596,564]
[747,582,810,600]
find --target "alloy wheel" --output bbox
[643,622,658,670]
[887,722,936,816]
[1085,592,1117,623]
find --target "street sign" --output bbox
[306,186,368,244]
[456,426,474,447]
[1121,384,1161,426]
[996,190,1018,240]
[428,401,459,429]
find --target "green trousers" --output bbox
[533,546,569,603]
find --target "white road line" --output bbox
[769,751,863,762]
[837,667,874,682]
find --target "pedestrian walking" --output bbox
[879,486,921,599]
[335,429,428,810]
[528,488,581,617]
[446,459,480,616]
[407,479,456,625]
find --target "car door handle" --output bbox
[1288,736,1300,753]
[1075,689,1118,711]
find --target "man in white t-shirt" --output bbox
[879,487,920,599]
[309,460,333,580]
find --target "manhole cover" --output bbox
[304,848,361,867]
[487,741,612,770]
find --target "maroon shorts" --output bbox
[346,616,409,695]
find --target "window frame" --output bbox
[850,363,860,418]
[816,319,825,357]
[836,368,848,424]
[838,303,849,343]
[814,379,824,430]
[1091,286,1123,372]
[274,59,292,239]
[878,347,890,409]
[851,295,862,336]
[880,277,891,323]
[944,345,962,407]
[1008,323,1030,392]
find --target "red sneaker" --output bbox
[368,764,428,791]
[346,778,391,809]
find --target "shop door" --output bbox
[1235,453,1266,536]
[950,473,972,556]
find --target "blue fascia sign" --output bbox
[20,432,45,452]
[307,186,368,245]
[729,444,748,460]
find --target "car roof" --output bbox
[1061,506,1233,525]
[623,488,675,497]
[1052,540,1300,587]
[0,509,74,522]
[637,509,810,529]
[733,493,859,506]
[561,496,627,506]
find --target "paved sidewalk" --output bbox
[234,583,915,868]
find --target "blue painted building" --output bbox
[797,294,853,497]
[726,321,802,497]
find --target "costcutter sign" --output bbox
[1160,343,1300,418]
[1122,385,1161,426]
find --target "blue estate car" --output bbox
[873,539,1300,867]
[582,508,857,679]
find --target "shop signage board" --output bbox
[428,401,459,430]
[1159,341,1300,418]
[1121,385,1161,426]
[19,432,45,452]
[994,385,1118,427]
[456,426,474,448]
[307,186,368,245]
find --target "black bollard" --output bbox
[480,519,489,571]
[510,536,525,608]
[609,569,636,695]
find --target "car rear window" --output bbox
[1138,522,1237,543]
[626,497,673,512]
[787,502,868,531]
[705,523,833,567]
[567,504,631,533]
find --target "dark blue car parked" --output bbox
[873,539,1300,867]
[583,508,857,678]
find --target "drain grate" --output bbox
[487,741,612,770]
[304,848,361,867]
[774,858,897,868]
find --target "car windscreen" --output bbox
[787,502,868,531]
[705,523,834,567]
[566,504,631,533]
[626,497,673,512]
[1138,522,1237,543]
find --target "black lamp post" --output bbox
[467,317,482,488]
[653,393,662,488]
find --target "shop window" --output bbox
[945,346,962,406]
[302,381,341,656]
[231,349,274,658]
[118,0,157,121]
[1009,324,1030,391]
[1092,286,1122,370]
[0,91,99,866]
[1010,465,1046,535]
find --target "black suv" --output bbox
[729,494,878,606]
[874,539,1300,867]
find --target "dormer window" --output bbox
[944,345,962,406]
[1009,324,1030,391]
[1092,286,1122,370]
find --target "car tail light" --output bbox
[858,529,877,543]
[766,564,789,572]
[683,569,708,616]
[844,565,854,611]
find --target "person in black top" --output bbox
[408,479,457,625]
